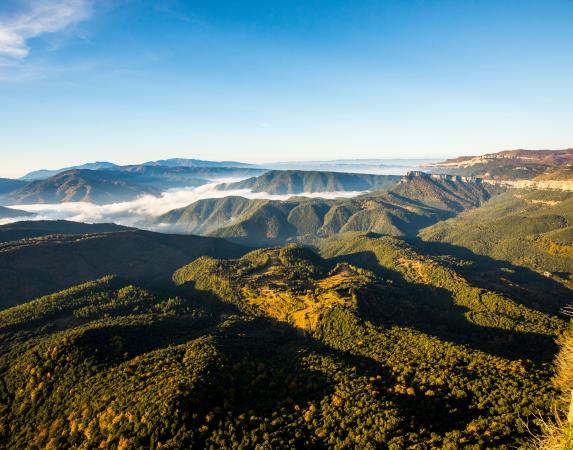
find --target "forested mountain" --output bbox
[156,172,492,246]
[393,172,493,211]
[217,170,401,194]
[21,161,119,181]
[0,228,245,308]
[4,169,162,205]
[0,237,566,448]
[420,189,573,279]
[0,206,34,219]
[0,220,129,243]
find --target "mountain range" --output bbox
[2,150,573,448]
[1,165,267,205]
[156,172,492,246]
[20,158,255,181]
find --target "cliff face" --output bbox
[400,171,482,184]
[431,149,573,169]
[484,179,573,192]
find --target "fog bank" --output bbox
[0,182,365,230]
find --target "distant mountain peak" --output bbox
[21,161,118,181]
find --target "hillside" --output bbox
[0,228,246,308]
[392,172,493,211]
[0,220,130,243]
[0,238,563,448]
[156,194,446,246]
[156,196,271,235]
[156,172,492,246]
[419,189,573,279]
[217,170,401,194]
[0,206,34,219]
[0,178,27,196]
[5,169,161,205]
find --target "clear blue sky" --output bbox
[1,0,572,177]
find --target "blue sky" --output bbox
[0,0,572,177]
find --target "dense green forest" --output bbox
[420,189,573,278]
[0,236,568,448]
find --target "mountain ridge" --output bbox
[156,172,492,246]
[217,170,401,194]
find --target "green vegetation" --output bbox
[216,170,401,194]
[157,173,492,246]
[1,167,572,448]
[420,189,573,279]
[0,220,129,243]
[0,227,246,309]
[0,235,567,448]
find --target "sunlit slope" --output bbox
[176,240,565,345]
[420,189,573,278]
[0,241,567,448]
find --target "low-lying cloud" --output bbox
[1,182,365,230]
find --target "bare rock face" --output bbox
[401,171,482,184]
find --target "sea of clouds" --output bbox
[0,180,365,230]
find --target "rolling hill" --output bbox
[0,220,129,243]
[217,170,401,194]
[419,189,573,279]
[156,172,492,246]
[0,235,561,447]
[0,227,246,308]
